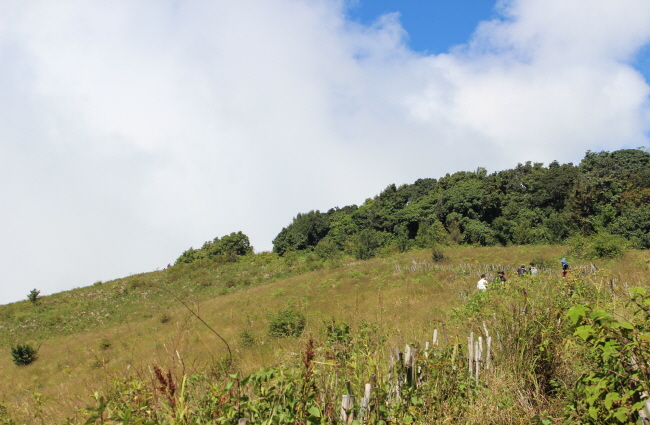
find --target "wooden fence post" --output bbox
[443,323,448,346]
[474,336,483,384]
[468,332,474,374]
[341,395,355,423]
[360,382,373,420]
[486,336,492,370]
[452,344,458,370]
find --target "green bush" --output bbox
[239,329,255,347]
[324,319,351,346]
[27,289,40,305]
[568,233,629,259]
[10,344,38,366]
[431,246,447,262]
[268,307,306,338]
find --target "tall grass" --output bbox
[2,246,648,423]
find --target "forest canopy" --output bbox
[271,149,650,259]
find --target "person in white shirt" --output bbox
[477,274,488,291]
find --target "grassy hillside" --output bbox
[1,245,648,424]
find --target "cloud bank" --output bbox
[1,0,649,303]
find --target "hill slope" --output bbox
[4,245,650,424]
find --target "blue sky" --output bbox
[348,0,498,54]
[349,0,650,85]
[1,0,650,304]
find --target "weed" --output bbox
[99,338,111,350]
[239,329,255,347]
[268,307,306,338]
[159,312,171,324]
[432,246,448,262]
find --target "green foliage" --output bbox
[567,233,629,259]
[267,149,648,258]
[352,228,386,260]
[175,231,253,265]
[324,319,351,346]
[268,307,306,338]
[239,329,255,348]
[431,246,447,262]
[273,210,332,255]
[10,344,38,366]
[567,289,650,424]
[27,289,40,305]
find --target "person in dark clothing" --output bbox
[560,258,569,278]
[495,271,507,284]
[517,264,527,277]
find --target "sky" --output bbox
[2,0,650,305]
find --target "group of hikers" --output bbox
[476,258,569,291]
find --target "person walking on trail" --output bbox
[517,264,527,277]
[477,274,488,291]
[495,271,507,285]
[560,258,569,278]
[529,263,538,276]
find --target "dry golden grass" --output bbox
[3,245,644,423]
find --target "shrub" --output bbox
[27,289,40,305]
[239,329,255,347]
[568,233,629,259]
[324,319,351,346]
[10,344,38,366]
[530,256,552,270]
[99,339,111,350]
[431,246,447,262]
[268,307,306,338]
[159,313,171,324]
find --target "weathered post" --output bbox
[341,395,355,423]
[360,382,373,420]
[486,336,492,370]
[475,337,482,383]
[468,332,474,374]
[341,379,355,423]
[442,322,448,345]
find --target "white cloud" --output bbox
[1,0,649,303]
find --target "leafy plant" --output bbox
[11,344,38,366]
[268,307,306,338]
[431,246,447,262]
[567,233,629,259]
[27,289,40,305]
[567,289,650,423]
[239,329,255,347]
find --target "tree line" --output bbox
[272,149,650,259]
[176,149,650,264]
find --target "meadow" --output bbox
[1,245,648,424]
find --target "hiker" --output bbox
[529,263,538,276]
[477,274,488,291]
[560,258,569,278]
[495,271,507,285]
[517,264,527,277]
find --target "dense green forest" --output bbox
[270,149,650,259]
[174,149,650,265]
